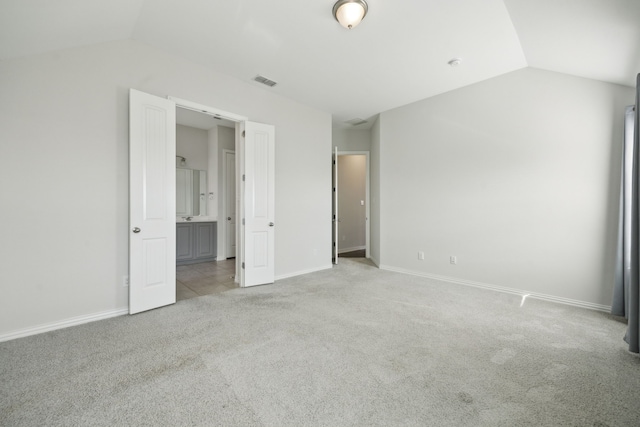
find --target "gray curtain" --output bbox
[612,74,640,353]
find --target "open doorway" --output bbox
[174,107,237,301]
[333,150,370,262]
[129,90,276,313]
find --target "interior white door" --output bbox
[332,146,339,265]
[225,151,236,258]
[129,89,176,314]
[241,122,275,287]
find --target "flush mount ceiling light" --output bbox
[333,0,368,30]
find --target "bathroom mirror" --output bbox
[176,168,207,216]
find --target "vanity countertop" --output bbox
[176,216,217,223]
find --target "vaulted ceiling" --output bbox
[1,0,638,128]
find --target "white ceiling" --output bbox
[1,0,638,128]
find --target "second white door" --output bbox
[241,122,275,287]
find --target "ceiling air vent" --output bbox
[253,75,277,87]
[345,118,368,126]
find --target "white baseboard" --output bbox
[3,265,608,343]
[379,265,611,313]
[0,307,129,343]
[338,245,365,254]
[276,264,333,281]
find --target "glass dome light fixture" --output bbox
[333,0,368,30]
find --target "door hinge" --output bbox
[242,218,245,225]
[242,174,245,182]
[333,187,336,192]
[333,160,336,165]
[333,214,336,220]
[242,130,245,137]
[242,262,245,269]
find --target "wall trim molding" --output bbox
[4,264,608,342]
[0,307,129,343]
[276,264,333,281]
[379,265,611,313]
[2,263,335,342]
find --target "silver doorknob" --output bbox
[269,222,274,227]
[132,227,141,233]
[227,217,231,220]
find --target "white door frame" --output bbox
[333,147,338,265]
[221,149,236,260]
[336,150,370,258]
[168,97,248,123]
[131,91,264,313]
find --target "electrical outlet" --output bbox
[450,256,457,265]
[418,251,425,260]
[122,276,129,287]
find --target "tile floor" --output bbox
[176,258,237,301]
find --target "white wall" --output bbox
[332,128,371,152]
[0,40,332,338]
[337,155,366,252]
[176,124,208,171]
[378,67,634,308]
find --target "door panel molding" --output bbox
[129,89,177,314]
[240,122,275,287]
